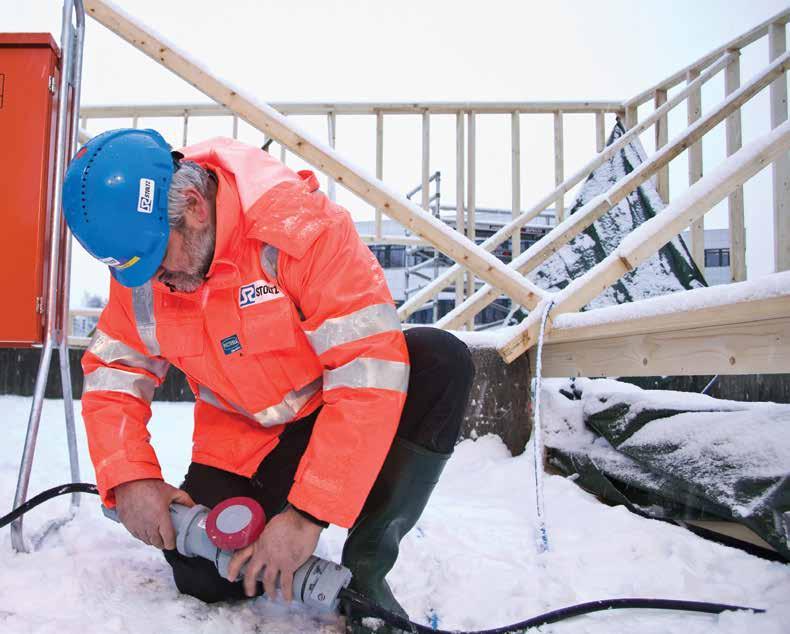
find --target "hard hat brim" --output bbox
[110,234,169,288]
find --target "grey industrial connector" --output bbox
[103,499,352,612]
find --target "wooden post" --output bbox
[182,111,189,146]
[466,111,477,329]
[625,104,638,130]
[131,115,138,129]
[421,112,430,211]
[375,111,383,241]
[554,111,564,222]
[595,112,605,153]
[327,111,337,201]
[511,112,521,258]
[455,112,465,307]
[687,69,705,270]
[232,115,239,139]
[280,144,286,165]
[770,22,790,271]
[725,51,746,282]
[654,89,669,203]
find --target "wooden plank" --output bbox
[438,53,783,331]
[546,293,790,344]
[654,89,669,203]
[82,0,546,312]
[375,112,383,240]
[770,22,790,272]
[687,69,705,270]
[456,112,465,306]
[399,53,736,321]
[554,111,564,222]
[595,112,605,153]
[725,52,746,282]
[499,118,790,363]
[535,316,790,377]
[511,112,521,258]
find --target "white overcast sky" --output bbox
[6,0,790,303]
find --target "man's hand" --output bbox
[226,506,322,600]
[113,479,194,550]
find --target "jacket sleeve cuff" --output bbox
[95,450,163,508]
[284,502,329,529]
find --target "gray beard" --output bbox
[160,224,215,293]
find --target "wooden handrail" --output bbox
[79,101,623,118]
[499,118,790,363]
[83,0,546,312]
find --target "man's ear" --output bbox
[183,186,210,226]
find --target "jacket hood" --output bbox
[180,137,327,259]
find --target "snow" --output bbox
[2,395,789,633]
[555,270,790,331]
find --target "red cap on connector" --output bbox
[205,496,266,550]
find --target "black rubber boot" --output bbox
[342,436,450,633]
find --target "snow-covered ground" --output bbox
[2,394,789,633]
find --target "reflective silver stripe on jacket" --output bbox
[305,303,401,356]
[83,366,157,402]
[259,244,279,281]
[132,281,160,356]
[198,378,322,428]
[87,329,169,379]
[324,358,409,393]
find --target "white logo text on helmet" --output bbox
[137,178,155,213]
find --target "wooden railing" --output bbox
[76,1,790,373]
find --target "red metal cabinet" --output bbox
[0,34,61,346]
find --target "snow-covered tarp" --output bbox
[530,122,706,310]
[544,378,790,560]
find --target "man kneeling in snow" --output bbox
[62,129,474,627]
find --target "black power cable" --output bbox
[1,483,767,634]
[340,588,764,634]
[0,482,97,528]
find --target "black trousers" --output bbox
[163,327,475,603]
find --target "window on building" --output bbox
[704,248,730,268]
[368,245,407,269]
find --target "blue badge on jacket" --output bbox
[221,334,242,355]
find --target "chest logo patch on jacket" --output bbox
[239,279,282,308]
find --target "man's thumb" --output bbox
[171,488,195,508]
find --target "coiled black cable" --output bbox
[1,483,767,634]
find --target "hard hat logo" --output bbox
[137,178,155,213]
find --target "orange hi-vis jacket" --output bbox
[81,138,409,528]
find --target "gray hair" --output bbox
[167,160,212,230]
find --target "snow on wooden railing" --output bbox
[499,118,790,364]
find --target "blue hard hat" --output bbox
[63,128,174,287]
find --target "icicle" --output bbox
[532,299,555,553]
